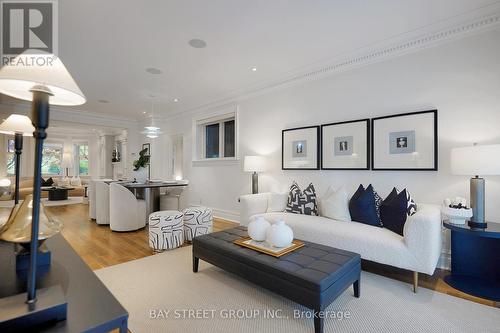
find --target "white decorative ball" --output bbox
[247,217,270,241]
[266,220,294,248]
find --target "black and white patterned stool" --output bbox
[148,210,184,252]
[183,207,213,242]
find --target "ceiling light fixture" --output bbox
[188,39,207,48]
[145,68,163,75]
[251,67,257,72]
[141,95,162,138]
[173,98,179,103]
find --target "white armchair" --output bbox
[89,178,113,220]
[109,183,147,232]
[95,181,110,225]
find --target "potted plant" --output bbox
[133,148,150,183]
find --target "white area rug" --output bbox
[95,246,500,333]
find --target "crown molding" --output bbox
[165,11,500,121]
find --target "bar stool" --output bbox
[160,187,185,211]
[183,206,213,242]
[148,210,184,252]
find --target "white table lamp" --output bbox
[0,114,35,204]
[451,143,500,228]
[0,51,85,327]
[244,156,266,194]
[61,151,74,177]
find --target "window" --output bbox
[6,138,15,175]
[194,107,238,162]
[77,144,89,175]
[205,123,220,158]
[41,143,63,175]
[202,118,235,159]
[223,120,235,157]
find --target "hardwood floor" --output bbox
[1,203,496,309]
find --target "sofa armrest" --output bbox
[239,193,270,226]
[403,203,442,275]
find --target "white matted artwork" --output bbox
[321,119,369,170]
[372,110,437,170]
[282,126,319,170]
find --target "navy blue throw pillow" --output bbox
[41,177,54,187]
[349,184,383,227]
[380,188,409,236]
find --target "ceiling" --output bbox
[2,0,500,120]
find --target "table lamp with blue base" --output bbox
[0,51,86,331]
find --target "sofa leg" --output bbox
[413,271,418,293]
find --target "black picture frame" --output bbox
[282,125,320,170]
[371,110,438,171]
[320,119,370,170]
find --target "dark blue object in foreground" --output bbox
[443,221,500,301]
[193,227,361,333]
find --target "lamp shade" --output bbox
[244,156,266,172]
[451,144,500,176]
[0,114,35,136]
[0,51,86,106]
[61,151,74,169]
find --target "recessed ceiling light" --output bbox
[98,99,109,103]
[146,68,163,75]
[173,98,179,103]
[142,111,146,114]
[251,67,257,72]
[188,39,207,48]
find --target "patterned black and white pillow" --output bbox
[406,190,418,216]
[286,181,318,216]
[367,184,383,226]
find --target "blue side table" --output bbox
[443,221,500,301]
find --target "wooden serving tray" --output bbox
[234,237,305,257]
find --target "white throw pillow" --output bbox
[266,192,288,213]
[59,177,70,187]
[321,186,351,222]
[70,176,82,186]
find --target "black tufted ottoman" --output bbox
[192,227,361,333]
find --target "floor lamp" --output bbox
[0,115,35,204]
[0,51,86,328]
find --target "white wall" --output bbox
[157,28,500,223]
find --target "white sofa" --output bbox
[239,193,442,292]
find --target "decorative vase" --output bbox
[266,220,294,248]
[247,216,270,241]
[133,167,148,183]
[442,206,473,225]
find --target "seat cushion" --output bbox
[194,227,360,292]
[260,212,418,272]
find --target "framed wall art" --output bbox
[321,119,369,170]
[282,126,320,170]
[371,110,438,171]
